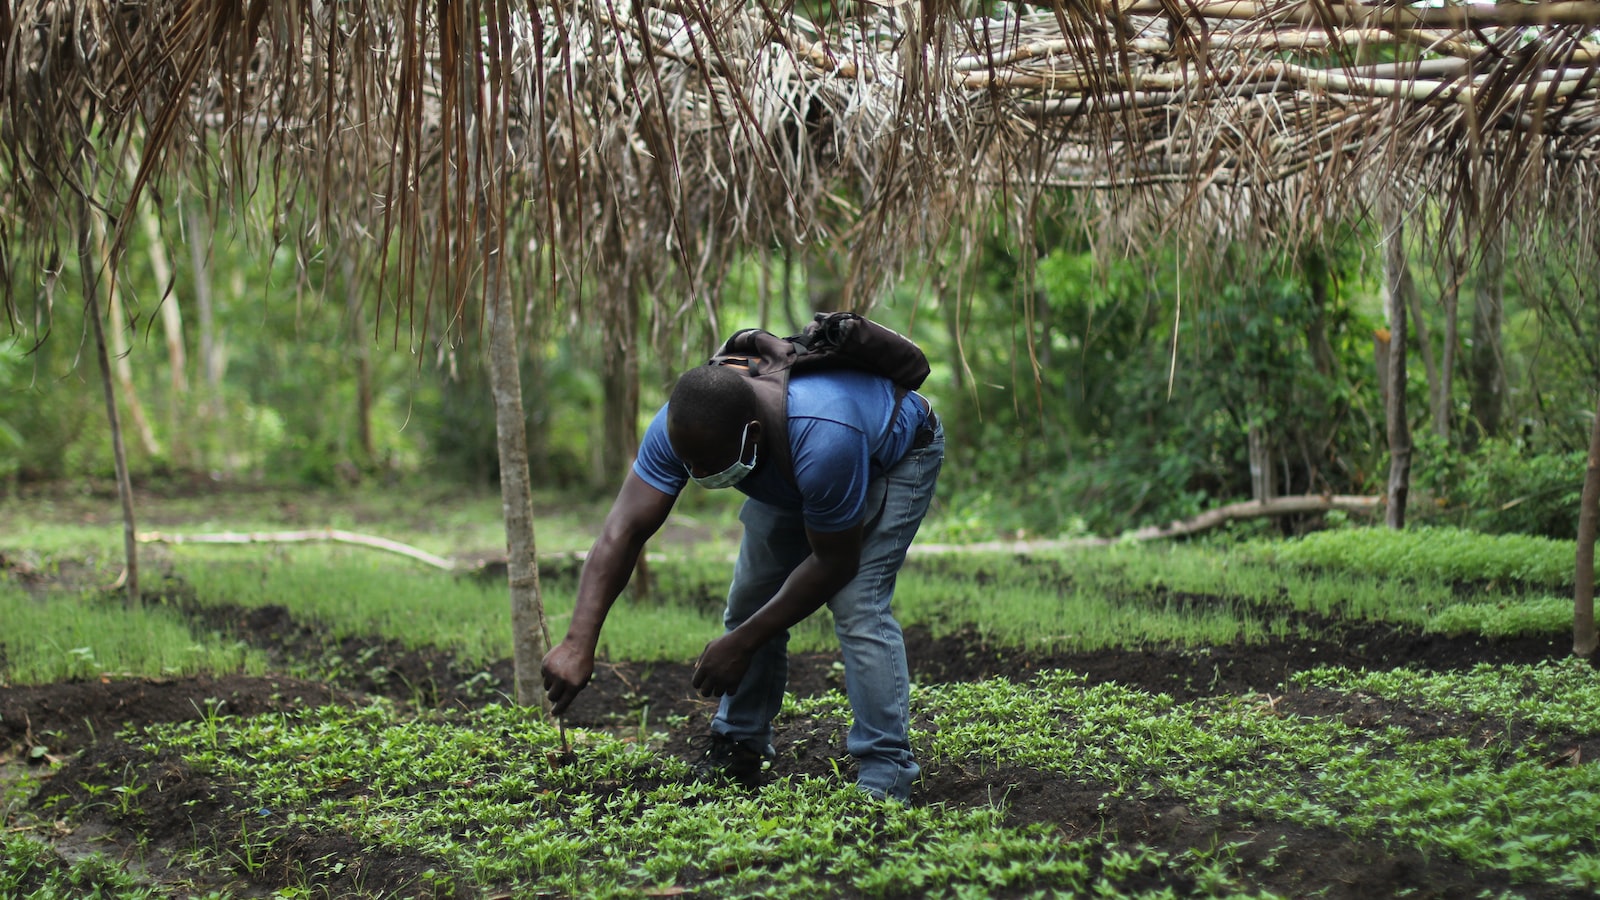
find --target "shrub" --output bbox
[1412,435,1586,540]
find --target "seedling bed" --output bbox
[2,563,1594,899]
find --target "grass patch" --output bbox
[897,542,1469,652]
[171,547,743,668]
[1425,594,1576,637]
[3,518,1574,679]
[1241,526,1583,590]
[0,581,269,685]
[0,832,202,899]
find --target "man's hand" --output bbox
[691,632,755,697]
[541,640,596,715]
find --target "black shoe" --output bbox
[688,733,770,788]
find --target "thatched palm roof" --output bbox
[4,0,1599,323]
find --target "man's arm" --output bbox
[690,522,863,696]
[542,472,676,713]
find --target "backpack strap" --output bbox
[708,332,800,490]
[707,323,914,492]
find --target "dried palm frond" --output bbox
[3,0,1599,334]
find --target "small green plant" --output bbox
[223,817,279,877]
[110,780,148,819]
[0,832,175,899]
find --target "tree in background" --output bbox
[919,222,1381,539]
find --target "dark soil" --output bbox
[3,594,1593,898]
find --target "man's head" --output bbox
[667,365,763,488]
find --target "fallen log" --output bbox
[136,494,1381,570]
[135,529,609,574]
[137,528,461,571]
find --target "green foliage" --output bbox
[891,665,1600,888]
[1294,657,1600,733]
[7,206,1595,556]
[812,659,1600,890]
[0,341,27,470]
[136,703,1173,898]
[1412,434,1588,540]
[107,660,1600,898]
[0,324,100,482]
[421,333,608,489]
[931,233,1382,538]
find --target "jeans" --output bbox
[711,421,944,801]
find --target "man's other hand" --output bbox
[691,633,754,697]
[541,641,595,715]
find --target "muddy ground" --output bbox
[2,586,1595,898]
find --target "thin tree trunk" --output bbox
[599,284,640,484]
[1574,388,1600,659]
[134,167,188,465]
[96,215,161,458]
[940,267,966,394]
[1303,247,1337,378]
[1407,269,1440,441]
[80,196,139,605]
[1247,352,1275,502]
[186,204,224,431]
[782,248,802,334]
[479,44,550,707]
[1435,246,1463,441]
[486,245,550,710]
[1382,208,1413,529]
[343,256,375,466]
[1468,232,1506,446]
[1248,405,1275,502]
[1301,247,1340,492]
[757,246,772,333]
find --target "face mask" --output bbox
[688,422,757,489]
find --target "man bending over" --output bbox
[541,359,943,801]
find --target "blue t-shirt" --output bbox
[633,370,926,532]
